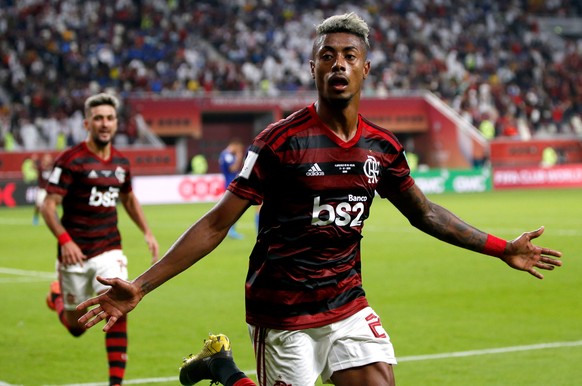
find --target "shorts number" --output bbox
[366,313,387,338]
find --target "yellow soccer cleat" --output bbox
[179,334,232,385]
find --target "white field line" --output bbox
[20,339,580,386]
[0,267,55,282]
[397,339,582,362]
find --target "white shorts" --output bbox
[248,306,396,386]
[56,249,128,311]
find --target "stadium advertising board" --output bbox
[0,180,37,207]
[0,174,226,207]
[411,168,492,194]
[5,166,581,208]
[132,174,225,204]
[493,164,582,189]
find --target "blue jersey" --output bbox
[219,148,239,187]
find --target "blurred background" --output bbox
[1,2,581,385]
[1,0,581,203]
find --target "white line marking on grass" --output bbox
[0,267,54,284]
[398,339,582,362]
[0,267,55,279]
[0,277,52,283]
[43,377,179,386]
[40,340,582,386]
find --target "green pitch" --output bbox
[1,188,581,385]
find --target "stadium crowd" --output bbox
[1,0,581,150]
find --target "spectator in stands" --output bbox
[21,154,39,184]
[478,112,496,140]
[0,0,580,148]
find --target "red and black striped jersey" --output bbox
[229,103,415,330]
[46,142,132,260]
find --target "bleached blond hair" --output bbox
[314,12,370,50]
[84,93,120,117]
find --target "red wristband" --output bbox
[483,234,507,258]
[57,232,72,246]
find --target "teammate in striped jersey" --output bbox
[77,13,562,386]
[41,93,159,386]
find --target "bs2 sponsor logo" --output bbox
[311,196,365,227]
[89,187,119,207]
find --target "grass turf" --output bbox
[1,188,581,385]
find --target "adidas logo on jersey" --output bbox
[306,163,324,176]
[88,170,99,178]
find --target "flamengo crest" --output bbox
[363,155,379,184]
[115,166,126,183]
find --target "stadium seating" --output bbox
[0,0,581,150]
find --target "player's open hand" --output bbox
[145,232,160,264]
[76,276,142,332]
[60,241,87,266]
[502,226,563,279]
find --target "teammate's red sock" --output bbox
[105,316,128,386]
[53,294,67,326]
[51,294,84,336]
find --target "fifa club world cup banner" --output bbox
[492,164,582,189]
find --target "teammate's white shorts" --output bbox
[56,249,128,311]
[248,306,396,386]
[35,188,47,207]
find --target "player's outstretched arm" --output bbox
[500,226,562,279]
[387,183,562,279]
[77,191,252,331]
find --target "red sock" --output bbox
[53,294,67,327]
[52,294,84,336]
[54,294,79,331]
[232,379,257,386]
[105,316,128,385]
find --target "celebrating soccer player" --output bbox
[41,93,159,386]
[77,14,562,386]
